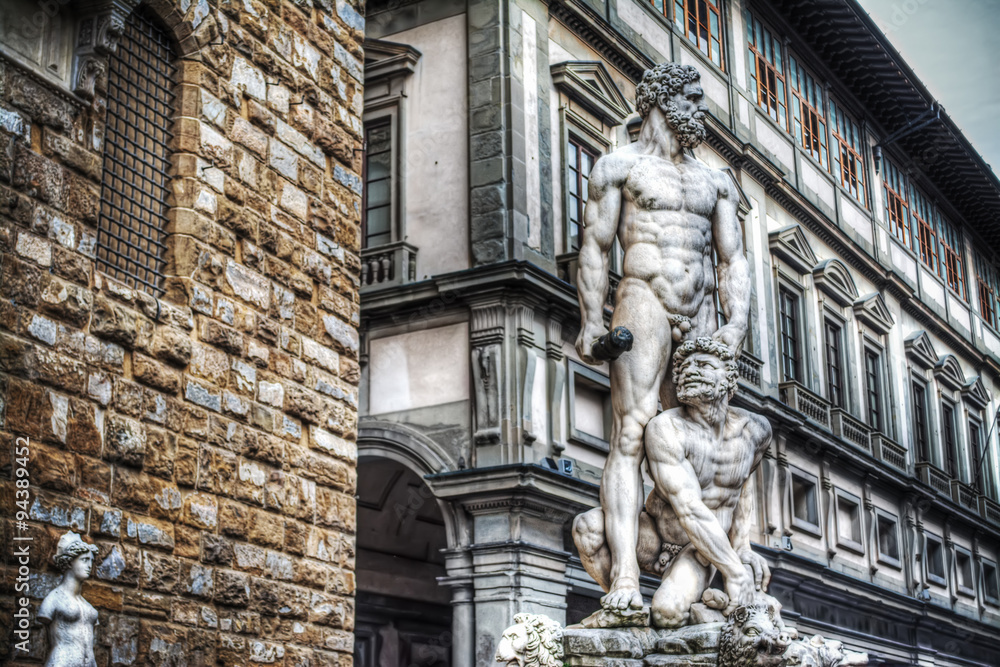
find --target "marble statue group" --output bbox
[498,61,868,666]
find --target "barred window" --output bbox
[674,0,724,69]
[363,119,393,248]
[567,137,598,251]
[788,55,827,168]
[937,215,966,299]
[778,286,801,383]
[829,100,866,206]
[911,185,937,273]
[975,251,1000,330]
[97,6,176,295]
[883,158,910,248]
[746,12,786,128]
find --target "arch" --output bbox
[358,419,462,548]
[813,259,859,307]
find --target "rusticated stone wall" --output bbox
[0,1,362,664]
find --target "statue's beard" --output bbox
[677,376,726,405]
[663,100,706,149]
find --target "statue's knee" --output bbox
[616,422,645,458]
[651,603,688,629]
[572,509,605,555]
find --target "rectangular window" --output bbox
[674,0,724,69]
[984,561,1000,605]
[942,402,959,479]
[837,493,863,550]
[969,418,984,492]
[883,157,910,248]
[745,11,787,128]
[864,349,883,432]
[974,251,1000,330]
[938,215,966,298]
[829,100,866,206]
[824,319,845,408]
[778,287,802,382]
[791,472,820,531]
[567,137,598,251]
[925,535,946,584]
[876,513,901,566]
[956,549,974,593]
[911,185,938,272]
[363,120,393,248]
[912,381,930,464]
[788,55,827,168]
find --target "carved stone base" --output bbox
[562,623,722,666]
[575,605,651,629]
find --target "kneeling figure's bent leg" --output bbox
[651,545,710,628]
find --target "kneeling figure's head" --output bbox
[672,337,739,405]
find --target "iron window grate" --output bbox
[97,5,176,295]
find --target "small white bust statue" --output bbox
[38,532,99,667]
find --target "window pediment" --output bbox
[904,330,939,370]
[962,376,990,410]
[934,354,966,392]
[551,61,631,127]
[813,259,859,307]
[769,224,817,275]
[853,293,894,335]
[364,38,421,85]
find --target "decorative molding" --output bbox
[363,38,422,84]
[549,0,651,83]
[813,259,859,307]
[72,0,138,100]
[904,330,939,370]
[470,302,506,346]
[934,354,966,392]
[769,224,818,274]
[853,292,895,335]
[962,376,990,410]
[551,60,631,126]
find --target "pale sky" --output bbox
[855,0,1000,175]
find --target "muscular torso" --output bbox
[647,408,763,546]
[618,153,722,318]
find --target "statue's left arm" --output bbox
[712,173,751,355]
[728,414,773,591]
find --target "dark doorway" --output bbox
[354,457,452,667]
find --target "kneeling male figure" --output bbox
[573,338,772,627]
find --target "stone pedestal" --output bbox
[562,624,722,667]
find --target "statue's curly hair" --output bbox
[511,613,564,667]
[53,540,98,573]
[671,336,740,400]
[635,62,702,118]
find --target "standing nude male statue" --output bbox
[574,61,752,616]
[573,339,771,627]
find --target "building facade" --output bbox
[0,1,363,664]
[358,0,1000,665]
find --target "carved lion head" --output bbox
[494,613,564,667]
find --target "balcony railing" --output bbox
[979,496,1000,527]
[831,408,871,454]
[916,461,952,497]
[951,480,978,512]
[779,381,830,427]
[361,241,418,289]
[871,433,907,472]
[737,351,763,389]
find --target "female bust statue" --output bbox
[38,532,99,667]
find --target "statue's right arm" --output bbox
[575,156,625,364]
[648,425,747,584]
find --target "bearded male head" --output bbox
[671,336,740,405]
[634,61,709,149]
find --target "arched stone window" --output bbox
[96,4,177,295]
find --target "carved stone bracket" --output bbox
[470,302,506,445]
[73,0,140,99]
[546,318,567,455]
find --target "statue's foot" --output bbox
[601,580,643,611]
[577,604,649,629]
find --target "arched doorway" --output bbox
[354,457,453,667]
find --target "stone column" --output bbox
[441,548,476,666]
